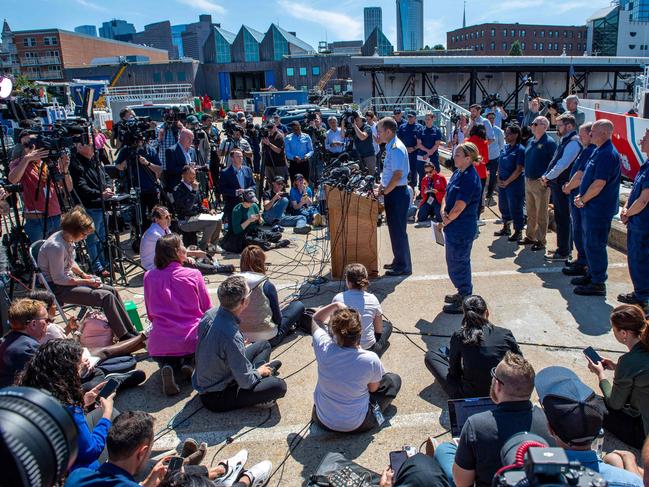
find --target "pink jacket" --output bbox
[144,262,211,357]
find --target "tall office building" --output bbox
[630,0,649,21]
[99,19,135,40]
[396,0,424,51]
[364,7,382,41]
[74,25,97,37]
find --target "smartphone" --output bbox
[96,378,119,403]
[389,450,408,474]
[167,456,184,473]
[583,346,603,364]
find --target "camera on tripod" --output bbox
[523,76,540,98]
[1,182,23,195]
[117,117,155,147]
[222,119,238,138]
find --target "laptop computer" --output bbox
[448,397,497,444]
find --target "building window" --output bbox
[177,71,186,81]
[570,43,573,49]
[563,31,568,38]
[164,72,173,82]
[533,31,537,37]
[312,66,320,76]
[153,72,161,83]
[23,37,36,47]
[541,31,545,37]
[555,31,559,37]
[520,30,526,36]
[299,67,307,76]
[539,43,544,50]
[43,36,58,46]
[511,29,516,37]
[490,41,495,50]
[286,67,294,76]
[555,43,559,50]
[503,29,507,37]
[470,32,474,39]
[481,30,484,37]
[491,28,496,37]
[570,31,574,38]
[521,42,526,50]
[578,32,582,39]
[630,44,636,49]
[502,42,507,50]
[630,31,637,37]
[549,31,553,38]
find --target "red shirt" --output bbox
[419,173,447,206]
[466,135,489,180]
[9,157,62,216]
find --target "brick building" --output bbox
[13,28,168,80]
[447,23,587,56]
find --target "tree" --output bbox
[509,40,523,56]
[13,74,34,94]
[433,44,445,50]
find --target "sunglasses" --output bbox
[490,367,505,385]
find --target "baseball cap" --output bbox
[242,189,258,203]
[393,108,402,115]
[200,113,212,121]
[186,115,199,124]
[407,110,417,117]
[273,176,286,184]
[535,366,606,446]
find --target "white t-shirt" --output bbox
[332,290,382,349]
[139,223,169,271]
[369,122,380,155]
[312,327,385,432]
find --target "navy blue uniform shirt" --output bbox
[524,133,557,180]
[444,164,481,236]
[398,122,422,148]
[579,139,621,221]
[628,160,649,233]
[498,144,526,181]
[569,144,596,198]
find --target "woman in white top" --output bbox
[310,302,401,433]
[332,263,392,356]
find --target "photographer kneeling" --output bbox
[38,206,138,341]
[310,302,402,433]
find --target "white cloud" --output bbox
[73,0,108,12]
[425,19,446,47]
[177,0,226,15]
[276,0,362,40]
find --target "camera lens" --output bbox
[0,386,78,487]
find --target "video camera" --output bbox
[25,121,91,161]
[547,98,565,114]
[222,119,238,138]
[483,93,503,108]
[493,433,607,487]
[163,107,187,124]
[523,76,539,99]
[117,117,155,147]
[342,108,359,138]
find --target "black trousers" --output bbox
[603,406,646,449]
[199,341,287,412]
[223,195,240,226]
[394,453,450,487]
[153,354,194,371]
[268,301,306,348]
[288,159,310,185]
[486,158,499,199]
[367,320,393,357]
[424,351,463,399]
[312,372,402,433]
[550,183,572,256]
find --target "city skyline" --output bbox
[4,0,613,51]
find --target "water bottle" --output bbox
[594,428,605,459]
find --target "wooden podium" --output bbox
[326,187,379,279]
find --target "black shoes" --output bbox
[519,237,536,245]
[104,369,146,390]
[508,230,522,242]
[562,264,588,276]
[571,275,592,286]
[574,283,606,296]
[444,293,462,304]
[531,243,546,251]
[385,269,412,277]
[494,224,511,237]
[267,360,282,376]
[545,251,570,262]
[617,292,648,307]
[383,263,394,270]
[443,301,464,314]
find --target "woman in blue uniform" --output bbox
[439,142,482,314]
[493,124,526,242]
[619,128,649,309]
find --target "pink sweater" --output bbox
[144,262,211,357]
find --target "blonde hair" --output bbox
[9,298,45,330]
[457,142,481,163]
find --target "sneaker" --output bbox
[240,460,273,487]
[617,292,648,307]
[571,275,591,286]
[293,225,312,235]
[312,213,323,227]
[414,221,431,228]
[574,283,606,296]
[214,449,248,487]
[180,364,194,382]
[545,251,569,262]
[161,365,180,396]
[180,438,199,458]
[444,293,462,304]
[443,301,463,314]
[274,239,290,249]
[267,360,282,376]
[105,370,146,390]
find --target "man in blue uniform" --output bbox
[398,111,422,189]
[393,108,406,129]
[619,128,649,308]
[573,119,621,296]
[562,123,596,277]
[416,112,444,174]
[377,117,412,277]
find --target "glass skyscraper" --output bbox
[631,0,649,21]
[364,7,383,41]
[396,0,423,51]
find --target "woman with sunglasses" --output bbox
[424,295,521,398]
[439,142,483,314]
[37,206,138,341]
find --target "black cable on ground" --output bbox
[153,395,204,442]
[264,419,313,487]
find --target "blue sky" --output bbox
[4,0,611,48]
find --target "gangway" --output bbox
[105,83,193,104]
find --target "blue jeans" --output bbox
[627,227,649,302]
[434,442,457,487]
[86,208,107,272]
[498,178,525,231]
[24,215,61,244]
[417,199,442,222]
[385,186,412,273]
[291,205,320,224]
[570,202,586,266]
[264,197,308,228]
[445,231,474,296]
[582,213,612,284]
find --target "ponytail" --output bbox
[610,304,649,350]
[460,295,490,346]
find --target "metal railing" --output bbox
[39,56,61,65]
[20,57,39,66]
[105,83,193,103]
